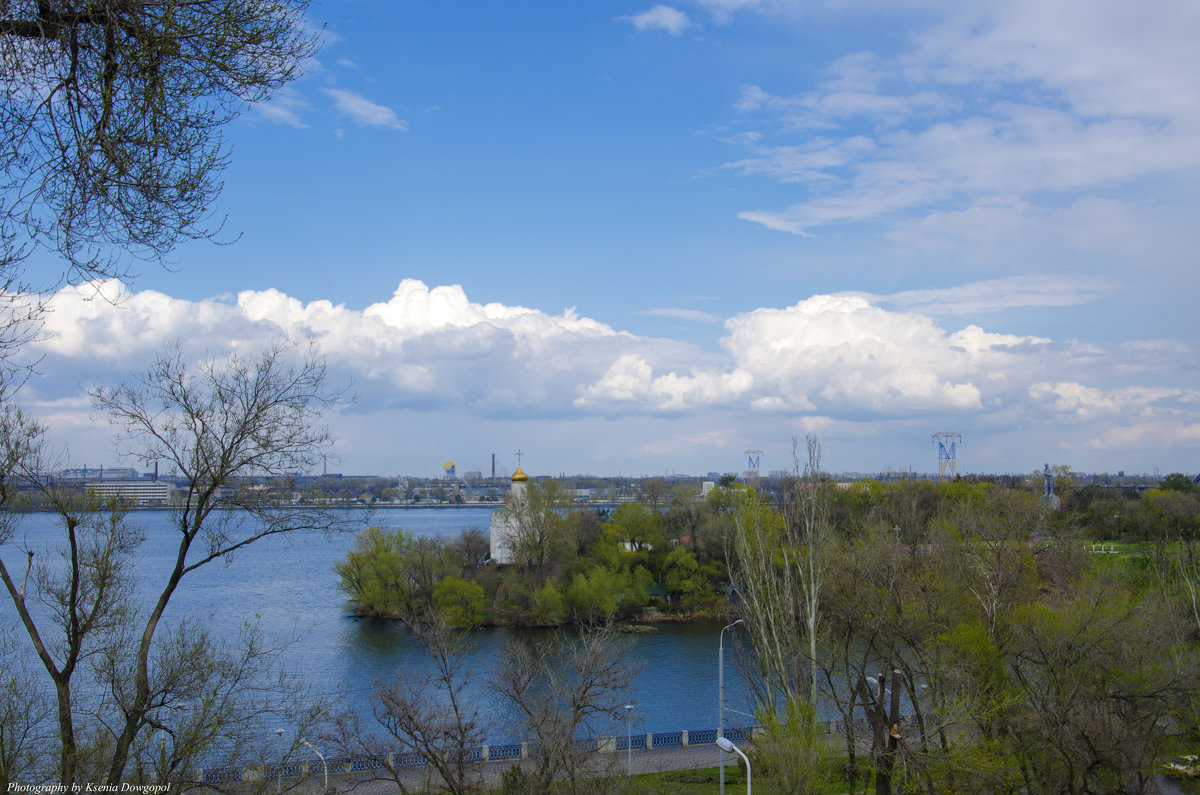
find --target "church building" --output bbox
[489,462,528,564]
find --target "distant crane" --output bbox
[745,449,764,490]
[932,433,962,483]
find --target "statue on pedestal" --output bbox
[1041,463,1060,510]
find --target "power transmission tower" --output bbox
[931,433,962,483]
[745,449,764,489]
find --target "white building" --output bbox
[489,464,527,565]
[88,480,173,506]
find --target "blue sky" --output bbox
[18,0,1200,479]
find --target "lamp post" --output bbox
[717,736,751,795]
[156,703,185,784]
[274,728,285,794]
[719,618,744,795]
[301,739,328,795]
[623,704,634,779]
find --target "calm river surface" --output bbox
[1,507,753,742]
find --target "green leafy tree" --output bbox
[604,502,666,553]
[662,545,720,611]
[336,527,447,618]
[1005,576,1198,794]
[561,566,651,624]
[1160,472,1198,493]
[506,480,577,574]
[432,577,485,629]
[664,482,703,548]
[530,580,564,625]
[1145,488,1200,560]
[1064,485,1141,541]
[563,569,618,624]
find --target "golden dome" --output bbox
[511,464,529,483]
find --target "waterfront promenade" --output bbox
[206,725,764,793]
[283,741,735,794]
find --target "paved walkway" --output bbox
[283,743,741,794]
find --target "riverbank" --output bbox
[343,606,720,629]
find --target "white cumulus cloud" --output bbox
[20,276,1200,474]
[619,5,692,35]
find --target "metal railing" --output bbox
[191,724,759,784]
[191,717,922,784]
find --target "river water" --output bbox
[1,507,754,743]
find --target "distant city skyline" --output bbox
[39,458,1173,484]
[14,0,1200,477]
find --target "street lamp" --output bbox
[301,739,328,795]
[719,618,744,795]
[274,728,285,795]
[156,703,185,784]
[623,704,634,779]
[717,736,751,795]
[158,730,168,783]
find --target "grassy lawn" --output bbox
[487,763,870,793]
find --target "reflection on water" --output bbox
[1,507,754,741]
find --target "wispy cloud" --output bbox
[690,0,769,25]
[253,87,310,128]
[642,307,723,322]
[722,2,1200,238]
[618,5,692,36]
[324,88,409,130]
[852,274,1114,316]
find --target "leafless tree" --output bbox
[504,480,576,574]
[0,624,51,791]
[492,626,635,794]
[451,526,490,575]
[327,616,484,794]
[949,487,1040,642]
[108,629,331,795]
[729,490,798,704]
[0,408,141,785]
[639,477,667,512]
[0,342,352,786]
[787,435,832,710]
[730,436,831,712]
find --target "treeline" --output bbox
[335,479,730,626]
[334,469,1199,630]
[728,444,1200,795]
[335,449,1200,793]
